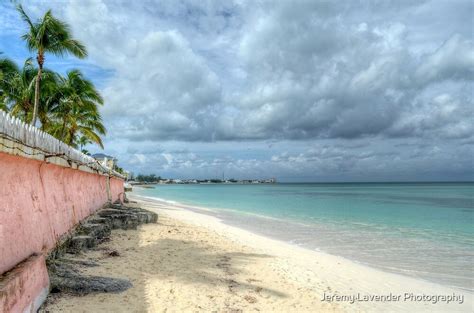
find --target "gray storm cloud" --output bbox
[59,0,473,143]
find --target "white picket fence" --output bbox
[0,110,123,178]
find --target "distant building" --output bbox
[92,153,117,169]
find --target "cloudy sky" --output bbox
[1,0,473,181]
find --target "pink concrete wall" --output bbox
[0,254,49,313]
[110,174,125,202]
[0,152,123,275]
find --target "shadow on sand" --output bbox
[46,217,290,312]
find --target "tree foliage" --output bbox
[135,174,162,182]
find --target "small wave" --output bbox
[134,195,180,205]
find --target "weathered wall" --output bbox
[0,152,123,275]
[110,174,125,203]
[0,112,124,312]
[0,255,49,313]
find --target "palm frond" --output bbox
[0,58,19,77]
[61,39,88,58]
[80,126,104,149]
[16,5,35,30]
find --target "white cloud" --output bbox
[415,34,474,84]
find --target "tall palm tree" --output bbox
[17,5,87,126]
[46,70,106,149]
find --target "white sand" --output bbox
[43,194,473,312]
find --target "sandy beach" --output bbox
[42,195,473,312]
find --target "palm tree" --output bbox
[0,57,58,123]
[0,57,19,111]
[0,58,36,119]
[46,70,106,149]
[54,100,106,149]
[17,4,87,126]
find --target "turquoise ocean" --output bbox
[133,183,474,291]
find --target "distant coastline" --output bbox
[130,178,277,185]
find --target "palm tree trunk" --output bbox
[68,128,76,146]
[60,117,68,141]
[31,52,44,126]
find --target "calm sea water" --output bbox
[133,183,474,291]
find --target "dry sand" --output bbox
[42,195,472,312]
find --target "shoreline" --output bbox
[131,191,473,292]
[41,194,472,312]
[128,193,472,312]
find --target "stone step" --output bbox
[78,223,111,240]
[67,236,96,254]
[49,262,132,295]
